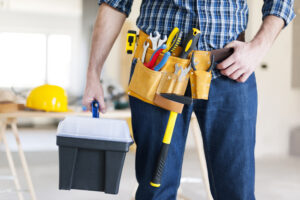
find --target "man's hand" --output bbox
[83,72,106,113]
[217,15,285,82]
[217,41,267,83]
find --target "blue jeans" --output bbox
[129,59,257,200]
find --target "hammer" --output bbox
[150,93,192,187]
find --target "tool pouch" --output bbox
[128,31,213,110]
[128,59,162,104]
[190,70,212,100]
[189,51,213,100]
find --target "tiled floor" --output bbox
[0,129,300,200]
[1,151,300,200]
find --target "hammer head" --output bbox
[160,93,192,105]
[154,93,192,114]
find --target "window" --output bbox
[0,32,72,88]
[47,35,72,87]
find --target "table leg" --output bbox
[0,120,24,200]
[0,121,2,143]
[10,120,37,200]
[190,118,213,200]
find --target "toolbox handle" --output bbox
[91,100,100,118]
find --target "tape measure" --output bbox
[126,30,137,54]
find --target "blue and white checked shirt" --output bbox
[98,0,295,78]
[99,0,295,50]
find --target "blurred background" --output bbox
[0,0,299,200]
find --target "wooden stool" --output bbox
[0,118,37,200]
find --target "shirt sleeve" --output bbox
[262,0,296,27]
[98,0,134,17]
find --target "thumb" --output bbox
[225,40,238,49]
[97,95,106,114]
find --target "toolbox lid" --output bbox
[57,116,133,143]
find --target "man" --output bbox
[83,0,295,199]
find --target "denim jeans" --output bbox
[129,59,257,200]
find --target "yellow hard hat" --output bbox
[26,84,68,112]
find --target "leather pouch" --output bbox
[156,71,189,96]
[190,70,212,100]
[128,59,162,103]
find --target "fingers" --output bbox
[224,40,238,48]
[82,96,93,112]
[217,40,255,83]
[220,64,239,77]
[217,54,235,70]
[217,40,241,70]
[237,71,252,83]
[97,95,106,113]
[83,96,106,113]
[229,69,245,80]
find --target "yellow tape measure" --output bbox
[126,30,137,54]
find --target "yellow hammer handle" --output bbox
[162,111,178,144]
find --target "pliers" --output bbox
[207,55,216,72]
[190,52,198,71]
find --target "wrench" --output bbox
[157,35,167,48]
[174,64,182,75]
[179,65,192,81]
[142,41,150,63]
[149,31,160,50]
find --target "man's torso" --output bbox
[137,0,249,51]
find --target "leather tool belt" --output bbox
[128,30,242,112]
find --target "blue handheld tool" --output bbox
[154,52,171,71]
[91,100,100,118]
[149,44,166,61]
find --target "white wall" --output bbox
[0,0,81,16]
[248,2,300,157]
[0,0,83,95]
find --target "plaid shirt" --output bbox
[98,0,295,78]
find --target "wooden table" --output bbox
[0,110,131,200]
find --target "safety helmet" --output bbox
[26,84,68,112]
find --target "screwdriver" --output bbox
[179,28,201,59]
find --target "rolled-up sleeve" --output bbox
[98,0,134,17]
[262,0,296,27]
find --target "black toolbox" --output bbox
[56,116,133,194]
